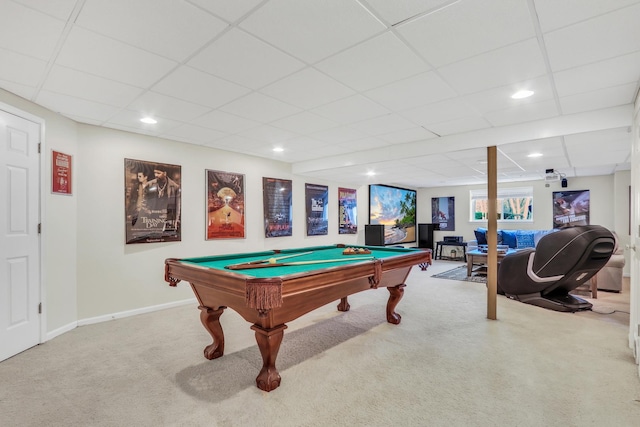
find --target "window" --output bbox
[470,187,533,221]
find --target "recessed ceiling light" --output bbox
[273,147,284,152]
[527,152,543,158]
[140,117,157,124]
[511,90,534,99]
[366,171,376,176]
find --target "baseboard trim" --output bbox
[77,298,197,327]
[46,321,78,342]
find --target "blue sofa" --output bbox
[468,227,556,251]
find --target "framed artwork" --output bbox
[263,177,292,238]
[368,184,417,245]
[431,196,455,231]
[52,150,72,195]
[305,183,328,236]
[124,158,181,244]
[206,170,245,239]
[338,187,357,234]
[552,190,590,228]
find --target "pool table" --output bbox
[164,244,429,392]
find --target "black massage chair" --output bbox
[497,225,615,312]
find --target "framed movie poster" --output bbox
[552,190,590,228]
[305,183,328,236]
[206,170,245,239]
[52,150,72,195]
[431,196,455,231]
[338,187,357,234]
[263,177,292,238]
[124,158,181,244]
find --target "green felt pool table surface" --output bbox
[179,245,422,278]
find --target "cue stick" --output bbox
[230,251,314,268]
[225,256,374,270]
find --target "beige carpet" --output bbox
[1,260,639,426]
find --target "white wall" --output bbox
[75,125,360,319]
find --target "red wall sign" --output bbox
[52,150,72,195]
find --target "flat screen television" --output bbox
[368,184,417,245]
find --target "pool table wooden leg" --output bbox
[251,324,288,392]
[386,284,406,324]
[337,296,350,312]
[198,305,226,360]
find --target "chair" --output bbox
[497,225,615,312]
[591,231,625,292]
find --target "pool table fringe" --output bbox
[246,280,283,310]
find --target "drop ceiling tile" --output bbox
[437,38,547,95]
[310,95,390,124]
[534,0,639,33]
[559,83,637,115]
[574,165,618,176]
[238,124,299,143]
[75,0,228,61]
[14,0,78,20]
[260,68,355,109]
[270,112,339,134]
[565,127,632,152]
[350,114,420,136]
[344,137,389,151]
[0,1,65,60]
[152,66,250,109]
[160,123,226,145]
[189,110,261,134]
[396,0,535,67]
[0,48,47,86]
[128,91,211,123]
[315,32,429,91]
[462,76,554,114]
[400,98,480,127]
[220,92,302,123]
[428,116,492,136]
[35,90,120,123]
[0,79,36,100]
[105,109,183,134]
[363,0,454,26]
[56,27,178,88]
[239,0,386,63]
[311,125,369,144]
[42,65,144,107]
[364,71,457,112]
[544,3,640,72]
[378,127,438,145]
[553,51,640,97]
[187,0,264,22]
[484,99,560,127]
[189,28,305,90]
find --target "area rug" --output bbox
[431,266,487,283]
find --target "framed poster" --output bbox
[52,150,72,195]
[368,184,417,245]
[124,158,181,244]
[305,183,328,236]
[431,196,455,231]
[338,187,357,234]
[552,190,590,228]
[263,177,292,238]
[206,170,245,239]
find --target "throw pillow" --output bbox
[515,231,535,249]
[474,229,487,245]
[501,230,518,249]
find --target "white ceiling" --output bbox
[1,0,638,188]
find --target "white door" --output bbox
[0,108,41,362]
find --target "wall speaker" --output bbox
[561,178,568,187]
